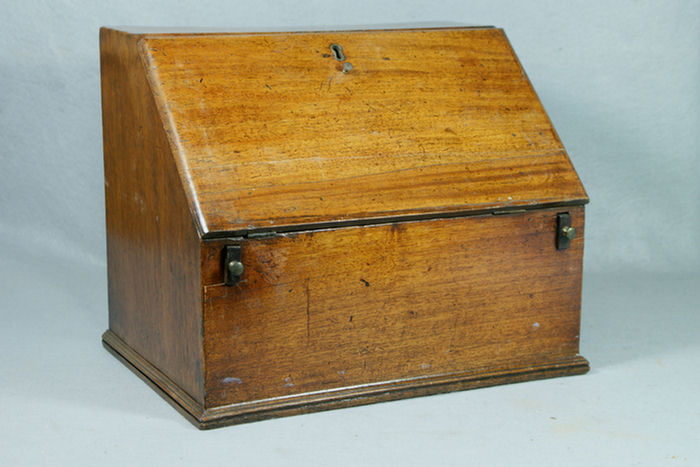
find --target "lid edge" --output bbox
[201,199,589,240]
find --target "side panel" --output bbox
[202,206,585,408]
[100,28,204,403]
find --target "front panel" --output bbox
[201,206,585,409]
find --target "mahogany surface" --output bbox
[138,27,587,234]
[201,207,585,408]
[100,28,204,403]
[100,26,589,429]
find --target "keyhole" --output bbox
[330,43,346,61]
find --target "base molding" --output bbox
[103,330,590,430]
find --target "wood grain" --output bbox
[136,27,587,235]
[100,28,205,403]
[104,328,588,429]
[201,206,585,408]
[100,26,589,428]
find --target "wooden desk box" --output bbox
[100,26,589,429]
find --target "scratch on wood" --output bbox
[305,279,310,339]
[320,76,334,92]
[222,376,242,385]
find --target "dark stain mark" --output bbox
[360,278,370,287]
[427,265,432,272]
[505,107,511,111]
[519,171,525,175]
[408,310,417,318]
[233,150,240,153]
[199,78,203,82]
[322,53,331,58]
[512,133,517,137]
[265,84,272,90]
[444,128,456,135]
[391,222,408,234]
[382,57,391,60]
[305,280,310,339]
[529,294,534,299]
[349,315,353,322]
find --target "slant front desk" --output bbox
[100,26,589,429]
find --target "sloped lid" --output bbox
[136,27,587,236]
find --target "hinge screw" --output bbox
[228,260,244,277]
[561,226,577,240]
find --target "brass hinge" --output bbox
[246,231,277,239]
[492,208,527,215]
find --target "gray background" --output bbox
[1,1,698,466]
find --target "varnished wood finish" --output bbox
[137,27,587,235]
[102,331,205,426]
[101,26,589,429]
[103,329,588,429]
[201,206,585,408]
[100,28,204,403]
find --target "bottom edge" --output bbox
[102,329,589,430]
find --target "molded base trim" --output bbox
[102,329,589,430]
